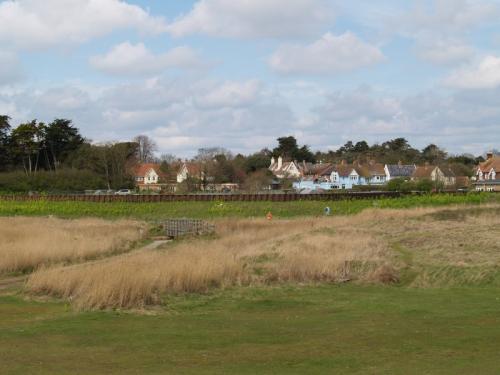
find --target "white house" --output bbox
[177,162,205,183]
[269,156,301,179]
[384,162,417,181]
[135,164,160,185]
[475,152,500,191]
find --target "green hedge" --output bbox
[0,170,106,193]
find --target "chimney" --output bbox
[277,156,283,170]
[487,152,494,160]
[270,156,275,167]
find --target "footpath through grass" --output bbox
[1,284,500,374]
[0,193,497,220]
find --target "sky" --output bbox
[1,0,500,157]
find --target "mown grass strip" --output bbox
[0,193,497,220]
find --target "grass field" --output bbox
[1,285,500,374]
[0,193,497,220]
[22,204,500,310]
[1,200,500,373]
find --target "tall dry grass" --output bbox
[26,204,500,310]
[27,214,394,310]
[0,217,145,273]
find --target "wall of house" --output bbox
[475,183,500,192]
[144,170,158,184]
[368,175,386,185]
[177,166,188,183]
[293,175,376,191]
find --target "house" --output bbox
[134,163,174,192]
[385,162,417,181]
[411,164,456,187]
[360,160,387,185]
[177,162,205,183]
[440,165,457,187]
[135,163,160,184]
[269,156,301,179]
[297,160,327,176]
[474,152,500,191]
[293,160,387,191]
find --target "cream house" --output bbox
[135,164,160,185]
[269,156,301,179]
[475,152,500,191]
[411,164,456,187]
[177,162,204,183]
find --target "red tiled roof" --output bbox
[478,155,500,173]
[412,165,436,178]
[135,163,160,177]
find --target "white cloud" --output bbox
[416,38,474,65]
[0,0,167,50]
[444,56,500,89]
[194,80,261,108]
[310,85,500,153]
[4,79,500,157]
[269,32,384,75]
[167,0,333,38]
[0,51,24,86]
[402,0,498,34]
[4,78,294,155]
[387,0,499,66]
[90,42,203,76]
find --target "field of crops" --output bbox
[0,193,497,220]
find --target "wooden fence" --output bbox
[0,191,429,202]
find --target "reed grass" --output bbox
[0,217,145,274]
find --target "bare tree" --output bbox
[133,135,157,163]
[160,153,178,164]
[195,147,232,161]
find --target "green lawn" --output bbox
[0,193,497,220]
[1,285,500,374]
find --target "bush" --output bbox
[0,169,106,193]
[416,179,434,192]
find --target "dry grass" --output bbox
[26,214,395,310]
[25,204,500,310]
[387,208,500,287]
[0,217,146,274]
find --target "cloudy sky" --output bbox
[1,0,500,156]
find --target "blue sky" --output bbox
[1,0,500,157]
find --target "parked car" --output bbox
[115,189,132,195]
[93,189,115,195]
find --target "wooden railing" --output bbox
[0,191,428,202]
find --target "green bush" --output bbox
[416,179,434,192]
[0,169,106,193]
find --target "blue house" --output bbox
[293,161,387,191]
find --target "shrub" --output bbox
[0,169,106,193]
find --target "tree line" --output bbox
[0,115,487,192]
